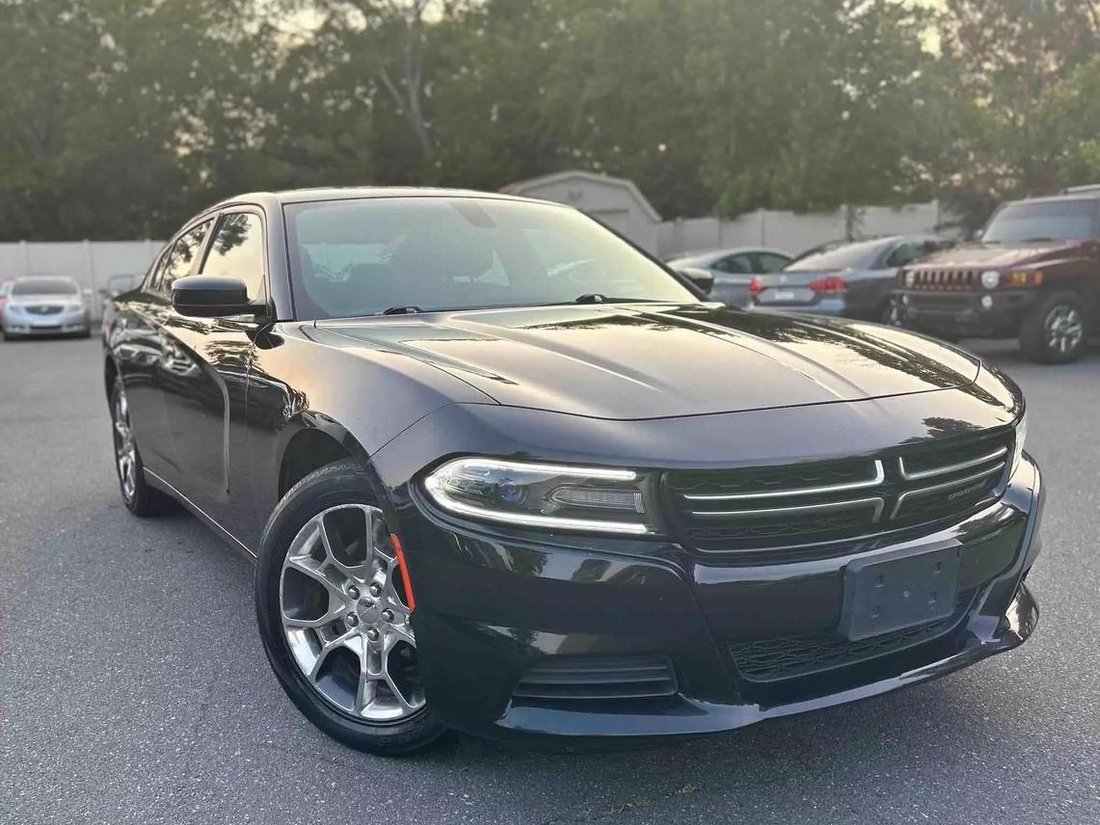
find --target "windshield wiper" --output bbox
[380,305,423,315]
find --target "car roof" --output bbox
[1005,192,1100,206]
[669,246,793,261]
[14,275,77,283]
[211,186,561,210]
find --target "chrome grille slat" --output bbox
[899,446,1007,481]
[689,496,885,521]
[684,461,884,501]
[666,431,1015,558]
[889,463,1006,518]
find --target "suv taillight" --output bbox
[809,275,848,296]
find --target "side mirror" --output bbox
[172,275,259,318]
[677,266,715,296]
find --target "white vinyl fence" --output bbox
[657,201,958,258]
[0,240,164,321]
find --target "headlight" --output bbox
[980,270,1001,289]
[423,457,652,535]
[1011,412,1028,474]
[904,271,916,287]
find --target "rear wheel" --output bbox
[1019,291,1088,364]
[255,460,446,755]
[109,378,175,516]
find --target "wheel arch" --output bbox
[277,415,372,500]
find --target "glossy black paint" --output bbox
[103,188,1042,744]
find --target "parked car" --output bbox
[0,279,13,321]
[2,276,91,340]
[747,235,953,321]
[104,187,1040,755]
[894,191,1100,363]
[665,246,793,306]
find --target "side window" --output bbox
[200,212,266,301]
[755,252,792,273]
[885,242,924,269]
[160,220,214,295]
[714,254,753,274]
[144,247,171,292]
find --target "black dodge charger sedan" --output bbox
[103,188,1042,754]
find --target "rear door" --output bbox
[109,225,210,474]
[158,209,267,523]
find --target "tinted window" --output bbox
[12,278,79,296]
[982,200,1099,243]
[201,212,266,301]
[786,239,891,272]
[713,253,754,274]
[754,252,792,273]
[284,198,697,320]
[160,221,213,294]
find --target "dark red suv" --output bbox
[893,191,1100,363]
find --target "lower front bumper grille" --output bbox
[512,655,678,701]
[730,590,975,683]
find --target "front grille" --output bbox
[906,269,981,290]
[730,590,975,683]
[666,431,1013,557]
[26,305,64,315]
[512,655,677,701]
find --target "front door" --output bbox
[158,210,268,525]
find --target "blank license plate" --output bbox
[761,288,811,303]
[839,543,961,641]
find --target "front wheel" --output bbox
[255,460,447,755]
[1019,291,1089,364]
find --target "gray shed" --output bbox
[502,170,661,253]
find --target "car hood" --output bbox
[908,240,1087,269]
[318,303,981,419]
[8,294,82,305]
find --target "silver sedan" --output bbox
[665,246,793,307]
[2,276,91,340]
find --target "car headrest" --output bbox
[389,229,494,285]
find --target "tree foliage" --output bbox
[0,0,1097,240]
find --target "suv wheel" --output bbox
[1020,291,1089,363]
[255,460,447,755]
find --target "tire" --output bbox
[255,459,448,755]
[109,377,175,517]
[880,300,903,327]
[1019,290,1089,364]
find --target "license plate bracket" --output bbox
[839,542,962,641]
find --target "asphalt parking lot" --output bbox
[1,337,1099,825]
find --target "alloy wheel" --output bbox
[1045,304,1084,355]
[279,504,424,723]
[112,387,137,502]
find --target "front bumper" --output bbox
[397,453,1042,744]
[3,308,89,336]
[894,289,1039,338]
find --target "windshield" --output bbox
[982,200,1098,243]
[12,278,79,296]
[785,238,889,272]
[284,197,696,320]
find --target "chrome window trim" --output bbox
[682,460,885,501]
[898,446,1008,481]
